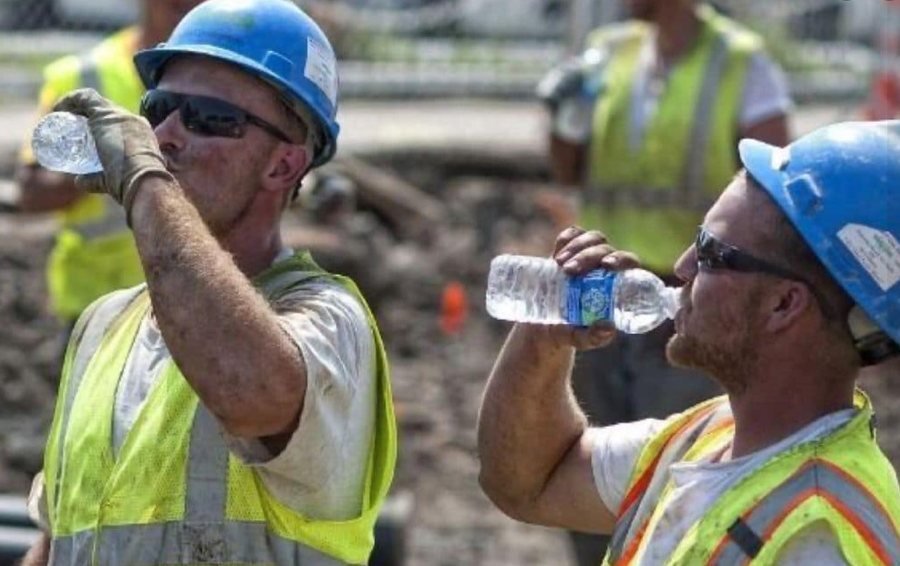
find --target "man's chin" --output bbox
[666,334,698,370]
[666,333,721,379]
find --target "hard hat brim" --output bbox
[738,138,785,204]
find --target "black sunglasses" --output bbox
[140,89,294,143]
[695,226,832,318]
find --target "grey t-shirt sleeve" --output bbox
[739,51,793,128]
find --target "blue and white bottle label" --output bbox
[565,270,616,326]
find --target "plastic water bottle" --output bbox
[31,112,102,175]
[485,254,679,334]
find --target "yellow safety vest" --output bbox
[603,392,900,565]
[581,5,763,273]
[42,252,397,565]
[23,27,145,321]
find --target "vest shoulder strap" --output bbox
[607,397,732,563]
[65,285,146,395]
[586,21,646,54]
[698,4,763,54]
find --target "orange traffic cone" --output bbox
[440,281,468,336]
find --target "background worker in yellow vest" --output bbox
[14,0,206,332]
[538,2,792,561]
[478,120,900,565]
[20,1,396,564]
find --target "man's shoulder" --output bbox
[77,285,145,333]
[699,5,764,54]
[275,275,369,323]
[585,20,647,51]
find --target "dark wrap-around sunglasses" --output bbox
[139,89,295,143]
[694,226,832,318]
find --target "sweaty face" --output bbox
[666,177,775,394]
[667,279,765,394]
[153,57,285,237]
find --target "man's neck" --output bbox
[224,229,284,278]
[726,364,856,459]
[651,4,703,68]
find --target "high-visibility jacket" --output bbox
[42,252,397,565]
[603,392,900,565]
[22,27,144,321]
[581,5,763,273]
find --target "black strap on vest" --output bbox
[727,517,764,558]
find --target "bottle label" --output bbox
[565,270,616,326]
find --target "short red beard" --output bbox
[666,286,765,396]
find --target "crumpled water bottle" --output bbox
[485,254,679,334]
[31,111,102,175]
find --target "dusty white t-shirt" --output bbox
[588,407,856,565]
[111,248,377,521]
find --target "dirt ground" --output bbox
[0,147,898,566]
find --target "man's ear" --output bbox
[764,280,814,333]
[264,145,309,194]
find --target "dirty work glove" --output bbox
[53,88,174,218]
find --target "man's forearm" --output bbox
[477,324,586,516]
[19,532,49,566]
[128,176,307,438]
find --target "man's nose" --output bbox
[153,109,186,152]
[673,245,698,283]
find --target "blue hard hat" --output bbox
[134,0,339,167]
[739,121,900,347]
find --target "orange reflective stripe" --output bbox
[708,459,900,565]
[617,450,663,519]
[609,402,723,564]
[817,492,893,565]
[615,521,649,566]
[618,403,720,517]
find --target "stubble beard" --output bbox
[666,302,761,396]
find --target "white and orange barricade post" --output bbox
[864,1,900,120]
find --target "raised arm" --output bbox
[54,89,307,442]
[477,227,638,533]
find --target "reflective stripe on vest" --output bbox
[680,35,728,201]
[708,458,900,565]
[44,253,395,565]
[66,52,126,242]
[79,51,102,92]
[48,401,344,566]
[603,392,900,566]
[48,287,144,524]
[607,401,727,565]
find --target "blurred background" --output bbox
[0,0,899,564]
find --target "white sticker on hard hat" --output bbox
[305,37,338,107]
[837,224,900,292]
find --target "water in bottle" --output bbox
[31,112,102,175]
[485,254,680,334]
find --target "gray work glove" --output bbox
[53,88,175,217]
